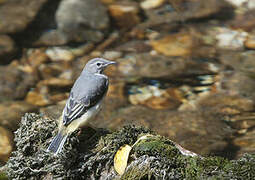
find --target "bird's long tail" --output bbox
[47,131,68,155]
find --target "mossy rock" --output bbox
[3,113,255,179]
[0,171,7,180]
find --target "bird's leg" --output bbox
[77,128,83,136]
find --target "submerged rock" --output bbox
[0,126,13,163]
[108,2,141,29]
[128,85,182,110]
[0,62,38,101]
[56,0,109,43]
[0,101,37,131]
[0,35,17,65]
[4,113,255,179]
[150,32,195,57]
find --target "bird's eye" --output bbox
[96,63,101,67]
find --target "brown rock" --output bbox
[0,35,16,64]
[0,126,13,162]
[0,62,38,101]
[56,0,109,43]
[46,47,75,62]
[179,0,233,20]
[115,53,214,79]
[196,93,254,114]
[27,48,49,68]
[230,10,255,32]
[217,67,255,101]
[115,40,152,53]
[38,62,69,79]
[0,101,37,131]
[220,50,255,73]
[108,2,140,28]
[0,0,49,33]
[26,90,51,107]
[40,78,73,88]
[233,130,255,158]
[102,51,123,60]
[129,86,182,110]
[107,81,126,101]
[150,33,195,57]
[138,0,233,32]
[49,93,69,103]
[244,35,255,49]
[26,77,72,107]
[228,112,255,131]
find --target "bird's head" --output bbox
[83,58,116,74]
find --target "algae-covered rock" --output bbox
[4,113,255,179]
[5,113,151,179]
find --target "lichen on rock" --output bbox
[5,113,255,179]
[5,113,152,179]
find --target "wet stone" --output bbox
[141,0,233,30]
[215,27,247,50]
[233,130,255,158]
[0,126,13,163]
[115,53,214,79]
[115,40,152,53]
[108,2,141,29]
[40,77,73,88]
[150,32,195,57]
[56,0,109,43]
[0,35,16,65]
[244,34,255,49]
[0,101,37,131]
[128,85,182,110]
[217,70,255,101]
[38,62,71,80]
[230,10,255,32]
[25,78,71,107]
[0,62,38,101]
[26,48,49,68]
[0,0,49,33]
[26,90,52,107]
[46,47,75,62]
[102,51,123,60]
[140,0,165,10]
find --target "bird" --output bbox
[47,58,116,155]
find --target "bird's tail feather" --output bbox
[47,132,68,155]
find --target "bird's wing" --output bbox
[62,76,108,126]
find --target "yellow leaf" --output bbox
[114,144,132,175]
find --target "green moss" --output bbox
[185,154,255,179]
[96,125,153,154]
[185,156,228,179]
[0,172,7,180]
[120,164,151,180]
[121,136,187,179]
[133,136,180,159]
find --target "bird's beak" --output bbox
[106,61,117,66]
